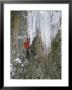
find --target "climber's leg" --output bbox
[26,49,30,58]
[31,49,36,57]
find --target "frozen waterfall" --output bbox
[27,11,61,54]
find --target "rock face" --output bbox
[11,11,61,79]
[11,11,20,60]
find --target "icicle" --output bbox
[39,11,52,54]
[27,11,37,45]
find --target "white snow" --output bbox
[15,58,22,63]
[27,11,62,54]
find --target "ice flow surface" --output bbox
[27,11,61,54]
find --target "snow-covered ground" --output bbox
[27,11,62,54]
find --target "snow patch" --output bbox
[15,58,22,63]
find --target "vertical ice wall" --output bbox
[27,11,61,54]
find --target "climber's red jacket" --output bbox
[23,38,30,49]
